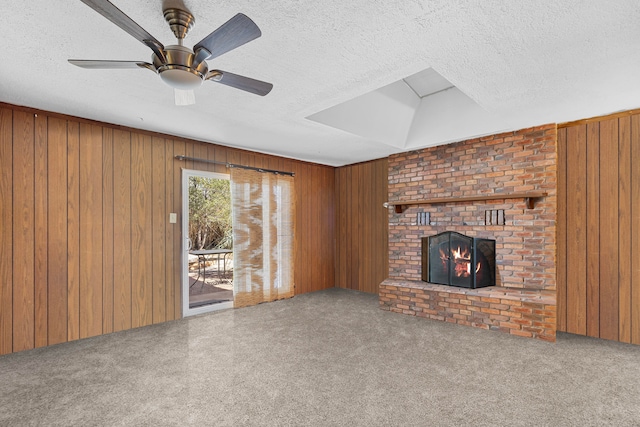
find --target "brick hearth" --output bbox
[379,280,556,340]
[380,124,557,341]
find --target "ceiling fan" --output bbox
[69,0,273,105]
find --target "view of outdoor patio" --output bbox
[188,254,233,308]
[188,176,233,309]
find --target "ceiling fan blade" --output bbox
[174,89,196,106]
[79,0,164,51]
[69,59,154,70]
[206,70,273,96]
[193,13,261,61]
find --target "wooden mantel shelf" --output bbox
[386,191,548,213]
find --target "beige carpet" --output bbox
[1,288,639,426]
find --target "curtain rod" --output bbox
[174,155,295,177]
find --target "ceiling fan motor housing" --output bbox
[153,45,208,90]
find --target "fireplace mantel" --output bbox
[386,191,548,213]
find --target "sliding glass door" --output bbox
[182,169,234,317]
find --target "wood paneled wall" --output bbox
[0,103,335,355]
[335,159,389,293]
[557,112,640,344]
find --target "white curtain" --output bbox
[230,168,295,307]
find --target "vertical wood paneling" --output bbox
[308,163,318,291]
[318,166,327,286]
[206,144,217,173]
[335,159,389,294]
[361,164,372,292]
[294,162,307,293]
[0,103,339,354]
[79,124,103,339]
[335,168,344,287]
[599,119,619,341]
[307,162,330,294]
[113,130,132,332]
[193,143,208,172]
[351,164,360,290]
[631,115,640,345]
[0,108,13,354]
[375,159,389,287]
[34,114,48,348]
[322,167,332,287]
[565,125,587,335]
[152,137,166,324]
[185,141,196,169]
[164,139,175,321]
[131,133,153,328]
[241,151,255,168]
[308,163,320,292]
[214,143,227,174]
[47,117,68,345]
[561,113,640,344]
[253,153,265,170]
[67,121,80,342]
[341,166,349,288]
[586,122,600,337]
[13,111,35,352]
[618,117,632,343]
[344,165,353,289]
[102,128,114,334]
[556,128,567,332]
[290,161,301,292]
[173,139,185,319]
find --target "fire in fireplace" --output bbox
[421,231,495,288]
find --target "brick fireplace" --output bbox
[379,124,557,341]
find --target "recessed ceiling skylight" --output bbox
[307,67,509,151]
[403,68,454,98]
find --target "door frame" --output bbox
[181,168,234,317]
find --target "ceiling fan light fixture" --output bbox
[154,45,207,90]
[159,68,203,90]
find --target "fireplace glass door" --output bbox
[422,231,495,289]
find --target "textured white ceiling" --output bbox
[1,0,639,166]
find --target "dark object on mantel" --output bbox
[422,231,496,289]
[388,191,547,213]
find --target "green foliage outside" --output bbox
[189,177,232,250]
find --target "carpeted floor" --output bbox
[1,288,639,426]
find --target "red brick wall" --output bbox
[387,124,557,291]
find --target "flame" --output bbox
[452,245,475,277]
[436,244,482,278]
[451,246,468,261]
